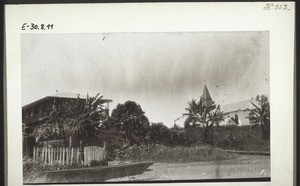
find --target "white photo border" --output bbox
[5,2,295,186]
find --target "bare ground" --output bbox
[107,155,270,181]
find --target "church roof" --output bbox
[220,99,258,113]
[202,85,212,100]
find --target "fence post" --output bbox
[33,147,36,161]
[41,148,44,162]
[44,147,46,163]
[47,147,50,164]
[53,147,55,163]
[51,148,53,164]
[100,148,102,161]
[59,147,62,164]
[62,148,65,165]
[37,147,40,160]
[66,148,69,165]
[49,147,51,164]
[76,147,80,163]
[70,148,73,165]
[83,147,86,164]
[56,148,58,163]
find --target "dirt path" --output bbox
[108,155,270,181]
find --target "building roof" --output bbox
[22,92,112,110]
[220,99,258,114]
[49,92,85,99]
[202,85,212,100]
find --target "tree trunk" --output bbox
[69,136,72,148]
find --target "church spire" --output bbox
[201,84,214,107]
[202,85,212,100]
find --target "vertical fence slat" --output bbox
[51,148,53,164]
[57,148,59,163]
[53,148,57,163]
[70,148,73,165]
[41,148,44,161]
[98,148,100,161]
[33,147,36,160]
[48,147,51,164]
[84,147,86,164]
[34,146,107,166]
[62,148,65,165]
[66,148,69,165]
[51,147,53,163]
[55,148,57,163]
[54,148,56,163]
[100,148,102,161]
[45,147,48,163]
[59,147,62,164]
[76,148,79,163]
[37,147,40,160]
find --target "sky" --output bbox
[21,32,269,127]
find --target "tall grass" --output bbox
[120,144,237,163]
[23,156,93,174]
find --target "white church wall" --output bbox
[220,110,252,126]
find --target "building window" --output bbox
[249,111,256,125]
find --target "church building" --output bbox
[200,85,257,126]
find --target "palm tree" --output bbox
[248,95,270,140]
[183,97,224,144]
[36,93,110,148]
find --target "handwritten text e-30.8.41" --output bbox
[21,23,54,31]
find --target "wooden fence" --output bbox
[33,146,106,165]
[84,146,106,165]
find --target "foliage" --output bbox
[89,160,108,166]
[120,144,237,163]
[23,156,88,174]
[146,122,194,146]
[148,122,172,145]
[186,125,270,152]
[35,93,110,147]
[183,98,225,144]
[105,101,150,146]
[95,129,128,161]
[170,123,182,130]
[248,95,270,140]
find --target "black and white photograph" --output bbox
[21,32,270,183]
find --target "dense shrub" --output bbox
[89,160,108,166]
[147,123,195,147]
[119,144,236,163]
[186,125,270,152]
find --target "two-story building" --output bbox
[22,92,112,156]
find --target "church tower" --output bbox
[201,85,214,107]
